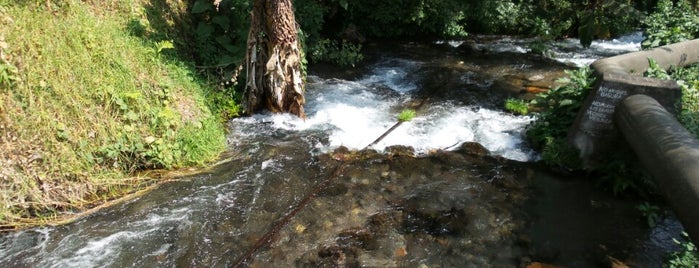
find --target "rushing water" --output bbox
[234,58,537,162]
[0,34,685,267]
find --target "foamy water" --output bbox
[450,31,643,67]
[231,59,537,162]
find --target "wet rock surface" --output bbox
[251,145,532,267]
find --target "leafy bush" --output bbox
[666,233,699,268]
[309,39,363,67]
[575,0,643,47]
[526,66,594,169]
[464,0,642,46]
[189,0,250,68]
[645,58,699,139]
[642,0,699,49]
[345,0,467,39]
[526,65,657,195]
[504,98,529,115]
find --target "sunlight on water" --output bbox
[232,58,538,161]
[449,31,643,67]
[553,31,643,66]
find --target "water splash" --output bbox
[442,31,643,67]
[230,58,537,161]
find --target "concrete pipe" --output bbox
[615,94,699,244]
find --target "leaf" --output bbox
[339,0,348,10]
[125,111,139,121]
[559,99,574,106]
[156,40,174,53]
[115,98,128,110]
[196,23,214,39]
[212,15,230,31]
[191,0,212,14]
[122,91,141,100]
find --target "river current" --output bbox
[0,33,686,267]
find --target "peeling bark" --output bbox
[244,0,306,118]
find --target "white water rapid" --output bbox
[231,58,538,162]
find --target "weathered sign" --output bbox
[569,72,681,167]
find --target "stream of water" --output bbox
[0,33,686,267]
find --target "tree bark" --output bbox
[244,0,306,118]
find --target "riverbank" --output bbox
[0,0,233,228]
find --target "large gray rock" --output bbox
[569,73,681,167]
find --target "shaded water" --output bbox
[0,35,685,267]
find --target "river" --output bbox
[0,33,686,267]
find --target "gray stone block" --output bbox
[569,73,681,167]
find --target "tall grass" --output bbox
[0,0,228,227]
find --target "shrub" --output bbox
[309,39,363,67]
[666,233,699,268]
[504,98,529,115]
[344,0,467,39]
[526,67,594,170]
[645,58,699,140]
[642,0,699,49]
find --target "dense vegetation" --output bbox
[522,0,699,193]
[0,0,233,227]
[184,0,658,75]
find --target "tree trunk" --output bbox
[244,0,306,118]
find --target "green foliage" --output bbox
[465,0,537,35]
[505,98,529,115]
[190,0,249,69]
[576,0,643,47]
[666,233,699,268]
[595,147,656,196]
[0,59,18,89]
[645,58,699,139]
[345,0,467,38]
[527,67,594,169]
[642,0,699,49]
[636,202,660,227]
[293,0,327,45]
[397,109,417,122]
[309,39,363,67]
[463,0,642,46]
[0,0,229,223]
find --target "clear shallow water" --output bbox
[1,35,681,267]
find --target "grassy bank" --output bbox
[0,0,232,228]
